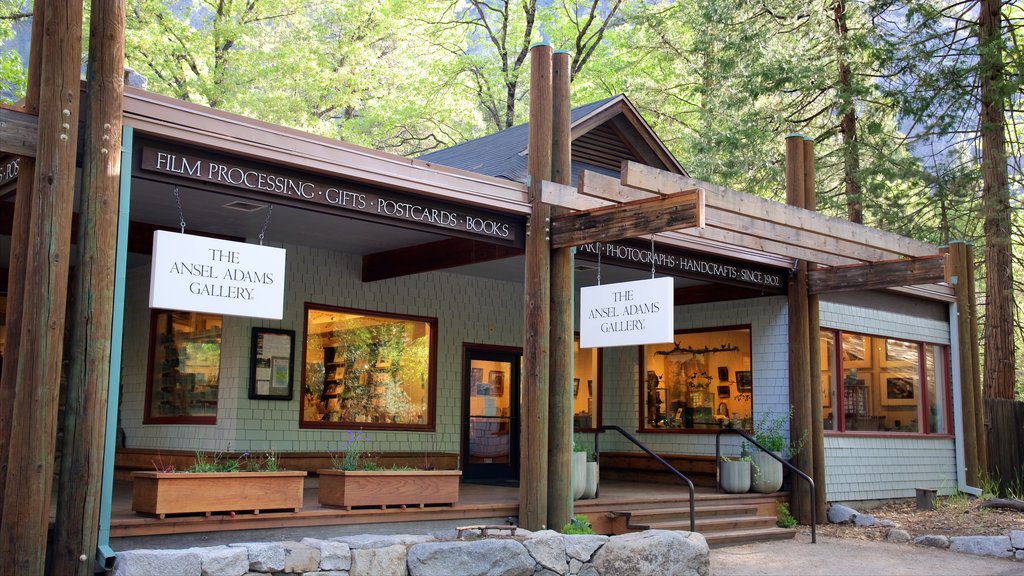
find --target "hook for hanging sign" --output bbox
[258,205,274,246]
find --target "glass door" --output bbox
[462,348,520,483]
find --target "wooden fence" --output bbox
[985,397,1024,497]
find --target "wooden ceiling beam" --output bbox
[808,254,950,294]
[361,237,522,282]
[578,170,662,203]
[550,188,703,249]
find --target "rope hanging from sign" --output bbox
[173,186,187,233]
[258,205,274,246]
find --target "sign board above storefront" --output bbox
[139,146,522,246]
[0,156,20,189]
[577,241,786,292]
[580,276,674,348]
[149,231,287,319]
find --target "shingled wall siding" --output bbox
[819,293,956,503]
[119,242,524,455]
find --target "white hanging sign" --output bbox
[580,276,674,348]
[149,230,286,319]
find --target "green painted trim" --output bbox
[97,126,133,555]
[553,50,572,55]
[785,132,807,139]
[529,41,553,48]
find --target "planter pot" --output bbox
[572,452,587,499]
[131,471,307,518]
[317,469,461,509]
[719,460,751,494]
[582,462,599,499]
[751,451,784,493]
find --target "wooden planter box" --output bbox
[317,469,461,509]
[131,471,307,518]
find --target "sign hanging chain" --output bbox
[651,234,656,279]
[597,242,602,286]
[173,186,187,233]
[258,205,274,246]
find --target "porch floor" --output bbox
[103,477,788,542]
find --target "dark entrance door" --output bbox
[462,347,520,483]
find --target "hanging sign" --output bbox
[580,276,674,348]
[149,230,287,319]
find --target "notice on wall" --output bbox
[580,276,674,348]
[149,230,287,319]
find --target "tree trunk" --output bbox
[833,0,863,224]
[978,0,1015,399]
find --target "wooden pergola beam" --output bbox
[807,254,950,294]
[0,106,38,157]
[361,237,522,282]
[550,188,703,249]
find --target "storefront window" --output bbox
[146,311,222,423]
[820,330,949,434]
[301,304,435,429]
[641,327,752,431]
[573,337,600,430]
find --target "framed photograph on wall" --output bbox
[249,328,295,400]
[717,366,729,382]
[489,370,505,397]
[735,371,753,392]
[841,333,871,368]
[882,375,917,406]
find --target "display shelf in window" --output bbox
[146,311,223,424]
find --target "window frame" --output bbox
[824,329,953,437]
[144,309,223,425]
[638,325,753,434]
[299,302,438,431]
[573,332,603,432]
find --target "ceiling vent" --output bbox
[222,200,267,212]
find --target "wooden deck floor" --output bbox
[105,477,783,538]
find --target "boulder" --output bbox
[826,504,858,524]
[949,536,1013,559]
[563,535,608,562]
[1010,530,1024,550]
[282,541,320,574]
[591,530,709,576]
[230,542,285,573]
[878,519,896,528]
[885,529,911,543]
[111,549,202,576]
[196,546,248,576]
[853,514,877,527]
[350,544,408,576]
[913,535,950,549]
[407,539,534,576]
[337,534,432,549]
[523,530,567,574]
[300,538,352,571]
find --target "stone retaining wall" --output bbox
[110,529,710,576]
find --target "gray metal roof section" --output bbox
[419,95,622,185]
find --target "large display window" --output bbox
[820,330,950,434]
[640,327,752,431]
[301,304,436,430]
[573,336,601,430]
[145,310,223,424]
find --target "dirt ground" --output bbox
[711,497,1023,576]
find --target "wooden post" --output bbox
[0,1,85,572]
[547,49,574,530]
[0,0,44,524]
[520,43,552,530]
[785,134,813,524]
[949,241,980,484]
[803,137,827,522]
[52,1,125,573]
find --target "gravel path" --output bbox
[710,531,1021,576]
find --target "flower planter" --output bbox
[572,451,587,500]
[317,469,462,509]
[131,471,307,518]
[719,460,751,494]
[751,451,784,493]
[582,462,599,499]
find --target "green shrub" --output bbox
[776,503,797,528]
[562,514,594,535]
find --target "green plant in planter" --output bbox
[562,514,594,534]
[720,454,752,463]
[752,408,807,457]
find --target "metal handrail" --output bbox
[592,425,696,533]
[715,428,817,543]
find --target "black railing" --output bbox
[592,425,696,533]
[715,428,817,543]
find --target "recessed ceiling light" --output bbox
[222,200,267,212]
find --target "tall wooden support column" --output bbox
[785,134,813,524]
[0,0,45,523]
[52,1,125,573]
[520,43,553,530]
[950,241,980,484]
[547,50,574,530]
[967,255,987,475]
[803,137,827,522]
[0,1,85,572]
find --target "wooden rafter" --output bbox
[0,106,38,157]
[807,254,951,294]
[550,187,704,249]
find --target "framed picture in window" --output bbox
[842,334,871,369]
[249,328,295,400]
[489,370,505,397]
[883,339,918,367]
[882,375,917,406]
[735,371,753,392]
